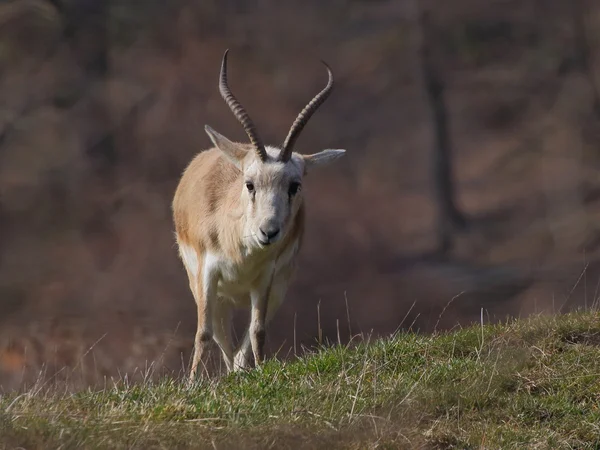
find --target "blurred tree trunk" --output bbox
[416,9,467,253]
[49,0,117,176]
[572,0,600,117]
[47,0,120,270]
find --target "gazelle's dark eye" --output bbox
[288,182,301,196]
[245,182,255,193]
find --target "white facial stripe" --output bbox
[244,147,303,185]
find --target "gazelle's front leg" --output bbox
[235,279,288,370]
[248,284,270,367]
[212,299,234,373]
[189,256,219,382]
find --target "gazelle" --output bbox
[172,49,346,380]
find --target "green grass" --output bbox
[3,312,600,449]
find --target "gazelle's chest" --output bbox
[203,248,273,298]
[207,240,299,299]
[215,256,270,297]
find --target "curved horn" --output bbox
[279,61,334,162]
[219,49,268,162]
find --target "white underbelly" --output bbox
[215,258,269,302]
[217,279,253,302]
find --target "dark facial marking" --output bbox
[288,181,301,198]
[245,180,256,202]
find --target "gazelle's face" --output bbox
[205,126,346,249]
[241,148,304,247]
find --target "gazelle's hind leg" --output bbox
[189,277,216,382]
[212,299,234,373]
[179,242,218,383]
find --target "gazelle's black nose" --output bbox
[259,226,280,243]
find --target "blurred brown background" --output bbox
[2,0,600,390]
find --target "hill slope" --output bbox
[2,311,600,449]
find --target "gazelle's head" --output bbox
[205,50,346,248]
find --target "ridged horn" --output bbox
[219,49,268,162]
[279,61,334,162]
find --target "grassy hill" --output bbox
[2,311,600,449]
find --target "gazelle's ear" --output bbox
[205,125,247,170]
[302,149,346,173]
